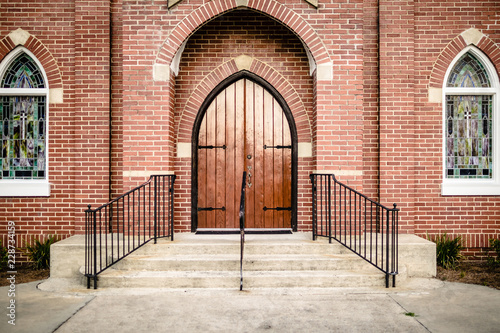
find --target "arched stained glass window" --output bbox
[0,51,47,180]
[447,52,491,88]
[1,53,45,88]
[443,47,499,195]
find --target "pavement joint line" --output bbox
[387,294,432,333]
[36,281,97,333]
[52,296,96,332]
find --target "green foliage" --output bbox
[23,236,57,270]
[0,240,8,270]
[429,233,463,269]
[486,238,500,269]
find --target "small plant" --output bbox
[429,233,463,269]
[404,312,417,317]
[486,238,500,269]
[22,235,58,270]
[0,240,8,270]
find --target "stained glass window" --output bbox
[447,52,491,88]
[445,95,492,179]
[0,53,46,180]
[1,53,45,88]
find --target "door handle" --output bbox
[247,166,252,188]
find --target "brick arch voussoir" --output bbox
[0,35,63,89]
[177,59,312,145]
[176,61,239,142]
[156,0,330,67]
[429,34,500,89]
[249,60,312,142]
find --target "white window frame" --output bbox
[442,46,500,196]
[0,47,50,197]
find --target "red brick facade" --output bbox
[1,0,499,256]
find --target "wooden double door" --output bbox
[195,77,294,229]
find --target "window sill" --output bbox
[441,181,500,196]
[0,181,51,197]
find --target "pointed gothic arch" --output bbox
[155,0,331,75]
[191,70,298,231]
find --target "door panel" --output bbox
[197,79,292,229]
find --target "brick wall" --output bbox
[0,0,499,257]
[0,0,113,250]
[111,0,124,198]
[74,0,112,232]
[413,0,500,253]
[0,0,77,250]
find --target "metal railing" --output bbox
[310,174,399,287]
[85,174,176,289]
[239,171,247,291]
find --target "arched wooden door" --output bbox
[193,74,296,230]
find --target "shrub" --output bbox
[429,233,463,269]
[0,240,7,270]
[22,236,58,270]
[487,238,500,269]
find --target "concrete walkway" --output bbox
[1,278,499,333]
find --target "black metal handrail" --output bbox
[310,174,399,288]
[85,174,176,289]
[239,171,247,291]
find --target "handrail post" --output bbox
[154,176,158,244]
[85,205,91,289]
[385,207,390,288]
[310,174,316,241]
[392,203,398,287]
[328,175,332,243]
[170,175,176,241]
[92,208,98,289]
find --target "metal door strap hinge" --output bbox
[263,206,292,211]
[198,145,226,149]
[263,145,291,149]
[198,206,226,211]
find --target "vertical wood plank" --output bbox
[225,82,236,228]
[253,82,265,228]
[273,99,284,228]
[198,114,207,228]
[216,92,226,228]
[235,79,246,228]
[206,99,217,228]
[283,108,292,227]
[245,80,255,228]
[263,88,274,228]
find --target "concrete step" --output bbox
[112,253,368,272]
[135,240,351,256]
[95,233,387,289]
[97,269,384,289]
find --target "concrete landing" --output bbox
[7,279,500,333]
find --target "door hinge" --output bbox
[263,145,291,149]
[263,206,292,211]
[198,145,226,150]
[198,206,226,211]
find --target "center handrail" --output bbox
[239,171,247,291]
